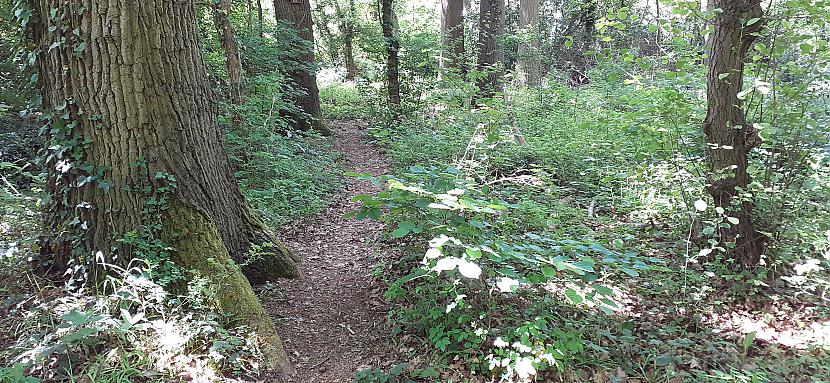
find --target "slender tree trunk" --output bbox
[213,0,245,129]
[257,0,264,38]
[273,0,332,135]
[315,2,340,64]
[655,0,661,45]
[380,0,401,107]
[476,0,505,99]
[336,0,358,80]
[703,0,765,267]
[570,0,596,85]
[516,0,540,86]
[247,0,254,34]
[28,0,298,373]
[440,0,465,72]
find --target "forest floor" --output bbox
[261,120,398,382]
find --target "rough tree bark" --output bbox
[335,0,358,80]
[28,0,297,372]
[273,0,332,135]
[476,0,505,99]
[516,0,540,87]
[380,0,401,107]
[440,0,464,72]
[213,0,245,129]
[703,0,766,267]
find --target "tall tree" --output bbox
[27,0,297,373]
[570,0,596,84]
[702,0,766,267]
[516,0,541,86]
[335,0,358,80]
[476,0,505,99]
[257,0,264,38]
[315,1,341,64]
[380,0,401,107]
[274,0,332,135]
[213,0,244,129]
[440,0,464,72]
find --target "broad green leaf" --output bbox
[564,289,583,305]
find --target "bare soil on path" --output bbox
[261,120,398,383]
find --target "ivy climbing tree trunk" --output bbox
[703,0,766,267]
[213,0,244,129]
[380,0,401,108]
[440,0,464,72]
[28,0,297,373]
[273,0,332,135]
[476,0,504,99]
[516,0,540,86]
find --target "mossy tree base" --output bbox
[162,201,292,378]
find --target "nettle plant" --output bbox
[350,166,658,381]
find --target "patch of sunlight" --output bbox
[706,311,830,350]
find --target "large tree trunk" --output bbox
[516,0,540,86]
[28,0,297,372]
[336,0,358,80]
[213,0,245,129]
[380,0,401,107]
[273,0,332,135]
[440,0,464,72]
[476,0,504,99]
[703,0,765,267]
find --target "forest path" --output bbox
[262,120,397,382]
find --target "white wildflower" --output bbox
[458,260,482,279]
[514,357,537,380]
[493,337,509,348]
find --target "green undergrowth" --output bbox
[221,73,342,228]
[330,64,830,382]
[0,189,267,382]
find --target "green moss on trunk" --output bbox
[161,201,292,378]
[241,205,301,283]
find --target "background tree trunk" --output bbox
[440,0,464,72]
[28,0,298,373]
[213,0,245,129]
[315,1,341,64]
[273,0,332,135]
[703,0,765,267]
[258,0,264,38]
[476,0,504,99]
[570,0,596,84]
[336,0,358,80]
[380,0,401,107]
[516,0,540,86]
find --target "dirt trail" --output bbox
[262,120,397,382]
